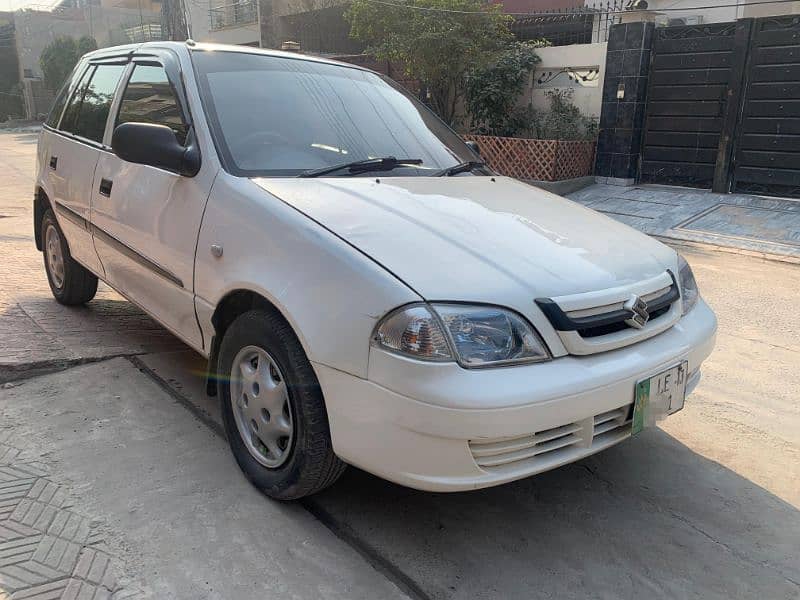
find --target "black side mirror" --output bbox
[465,140,481,157]
[111,122,201,177]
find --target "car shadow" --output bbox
[144,345,799,600]
[309,428,799,600]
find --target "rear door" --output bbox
[41,60,122,275]
[91,50,215,351]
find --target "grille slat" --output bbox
[594,418,630,437]
[469,403,634,472]
[469,423,582,458]
[594,407,627,426]
[474,433,582,468]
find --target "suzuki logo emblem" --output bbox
[624,294,649,329]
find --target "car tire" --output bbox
[218,309,347,500]
[41,209,98,305]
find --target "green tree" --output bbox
[77,35,98,56]
[465,41,542,137]
[346,0,513,126]
[40,35,97,92]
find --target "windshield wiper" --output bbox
[434,160,488,177]
[298,156,424,178]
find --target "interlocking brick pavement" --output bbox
[0,437,145,599]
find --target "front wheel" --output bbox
[41,209,98,305]
[218,309,346,500]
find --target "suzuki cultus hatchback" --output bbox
[35,42,717,499]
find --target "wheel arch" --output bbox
[33,187,52,251]
[205,288,308,397]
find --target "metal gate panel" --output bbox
[640,23,738,188]
[732,17,800,198]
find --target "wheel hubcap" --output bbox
[45,224,65,289]
[230,346,294,468]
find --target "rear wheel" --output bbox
[41,209,97,305]
[218,309,346,500]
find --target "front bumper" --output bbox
[315,299,717,492]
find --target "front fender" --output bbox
[194,174,420,379]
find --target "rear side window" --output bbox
[63,64,126,143]
[45,63,87,128]
[116,64,188,145]
[58,66,93,134]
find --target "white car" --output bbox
[34,41,717,499]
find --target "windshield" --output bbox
[191,50,473,177]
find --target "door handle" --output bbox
[99,178,113,197]
[49,156,57,170]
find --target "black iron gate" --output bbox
[639,16,800,199]
[640,22,741,190]
[731,16,800,197]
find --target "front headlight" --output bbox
[373,303,550,367]
[677,254,699,315]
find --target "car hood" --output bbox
[251,176,676,302]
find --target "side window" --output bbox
[116,64,188,145]
[70,64,126,143]
[45,62,87,128]
[59,66,94,134]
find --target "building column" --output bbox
[595,20,655,186]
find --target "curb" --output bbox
[656,236,800,265]
[524,176,595,195]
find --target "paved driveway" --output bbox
[1,131,798,599]
[568,183,800,262]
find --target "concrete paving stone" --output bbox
[0,538,40,567]
[61,578,110,600]
[0,521,40,543]
[9,578,70,599]
[675,204,800,247]
[568,183,800,260]
[0,447,20,465]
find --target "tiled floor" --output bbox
[567,184,800,260]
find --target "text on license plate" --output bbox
[632,361,688,435]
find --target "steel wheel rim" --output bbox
[230,345,294,468]
[45,224,65,289]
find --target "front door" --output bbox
[91,53,215,351]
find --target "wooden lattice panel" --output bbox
[555,140,596,181]
[463,135,596,181]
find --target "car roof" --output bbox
[82,41,371,72]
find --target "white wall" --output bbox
[641,0,800,24]
[520,42,606,119]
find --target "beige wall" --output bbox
[521,42,606,119]
[186,0,260,45]
[741,0,800,18]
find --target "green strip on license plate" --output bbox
[632,378,649,436]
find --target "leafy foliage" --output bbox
[465,42,542,137]
[345,0,513,126]
[40,36,97,92]
[520,89,598,141]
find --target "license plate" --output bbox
[632,361,688,435]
